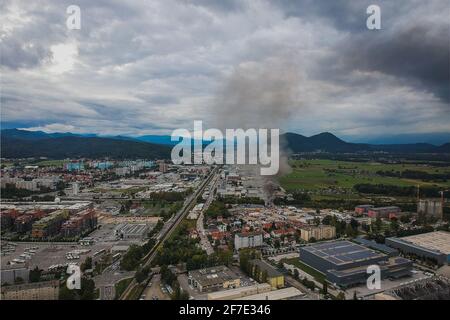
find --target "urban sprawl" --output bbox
[1,158,450,301]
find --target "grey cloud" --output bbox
[0,0,449,138]
[336,23,450,103]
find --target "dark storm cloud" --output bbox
[337,23,450,103]
[274,0,449,103]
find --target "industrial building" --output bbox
[299,240,412,288]
[417,199,443,220]
[234,232,263,251]
[188,265,241,292]
[239,287,303,300]
[353,237,398,257]
[207,283,271,300]
[300,225,336,242]
[249,259,284,289]
[354,205,374,215]
[386,231,450,266]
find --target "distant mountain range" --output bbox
[282,132,450,154]
[0,128,449,159]
[1,129,171,159]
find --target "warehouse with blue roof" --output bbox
[299,240,412,288]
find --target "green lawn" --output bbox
[126,283,146,300]
[114,277,133,299]
[281,257,326,284]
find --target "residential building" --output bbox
[300,225,336,242]
[234,232,263,251]
[250,259,284,289]
[417,199,443,220]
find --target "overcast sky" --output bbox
[1,0,449,142]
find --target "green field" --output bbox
[142,200,181,217]
[114,277,133,299]
[279,159,450,193]
[281,258,326,284]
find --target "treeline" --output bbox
[149,190,192,202]
[274,191,311,205]
[274,195,416,212]
[152,221,231,271]
[204,200,231,219]
[376,169,450,182]
[239,249,261,275]
[1,184,44,199]
[354,183,441,197]
[221,196,265,205]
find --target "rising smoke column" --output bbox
[211,55,301,203]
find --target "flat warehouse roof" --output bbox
[238,287,303,300]
[397,231,450,255]
[302,240,385,266]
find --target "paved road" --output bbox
[143,274,170,300]
[196,174,220,255]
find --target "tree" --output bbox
[120,245,144,271]
[390,219,400,234]
[350,218,359,230]
[59,285,76,300]
[322,215,333,225]
[29,267,42,283]
[322,281,328,295]
[293,269,299,280]
[161,265,176,286]
[80,256,92,272]
[261,270,268,283]
[14,277,24,284]
[336,292,346,300]
[345,224,356,238]
[375,217,383,233]
[135,268,148,284]
[400,214,411,224]
[79,278,96,300]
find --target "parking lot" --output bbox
[1,241,114,270]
